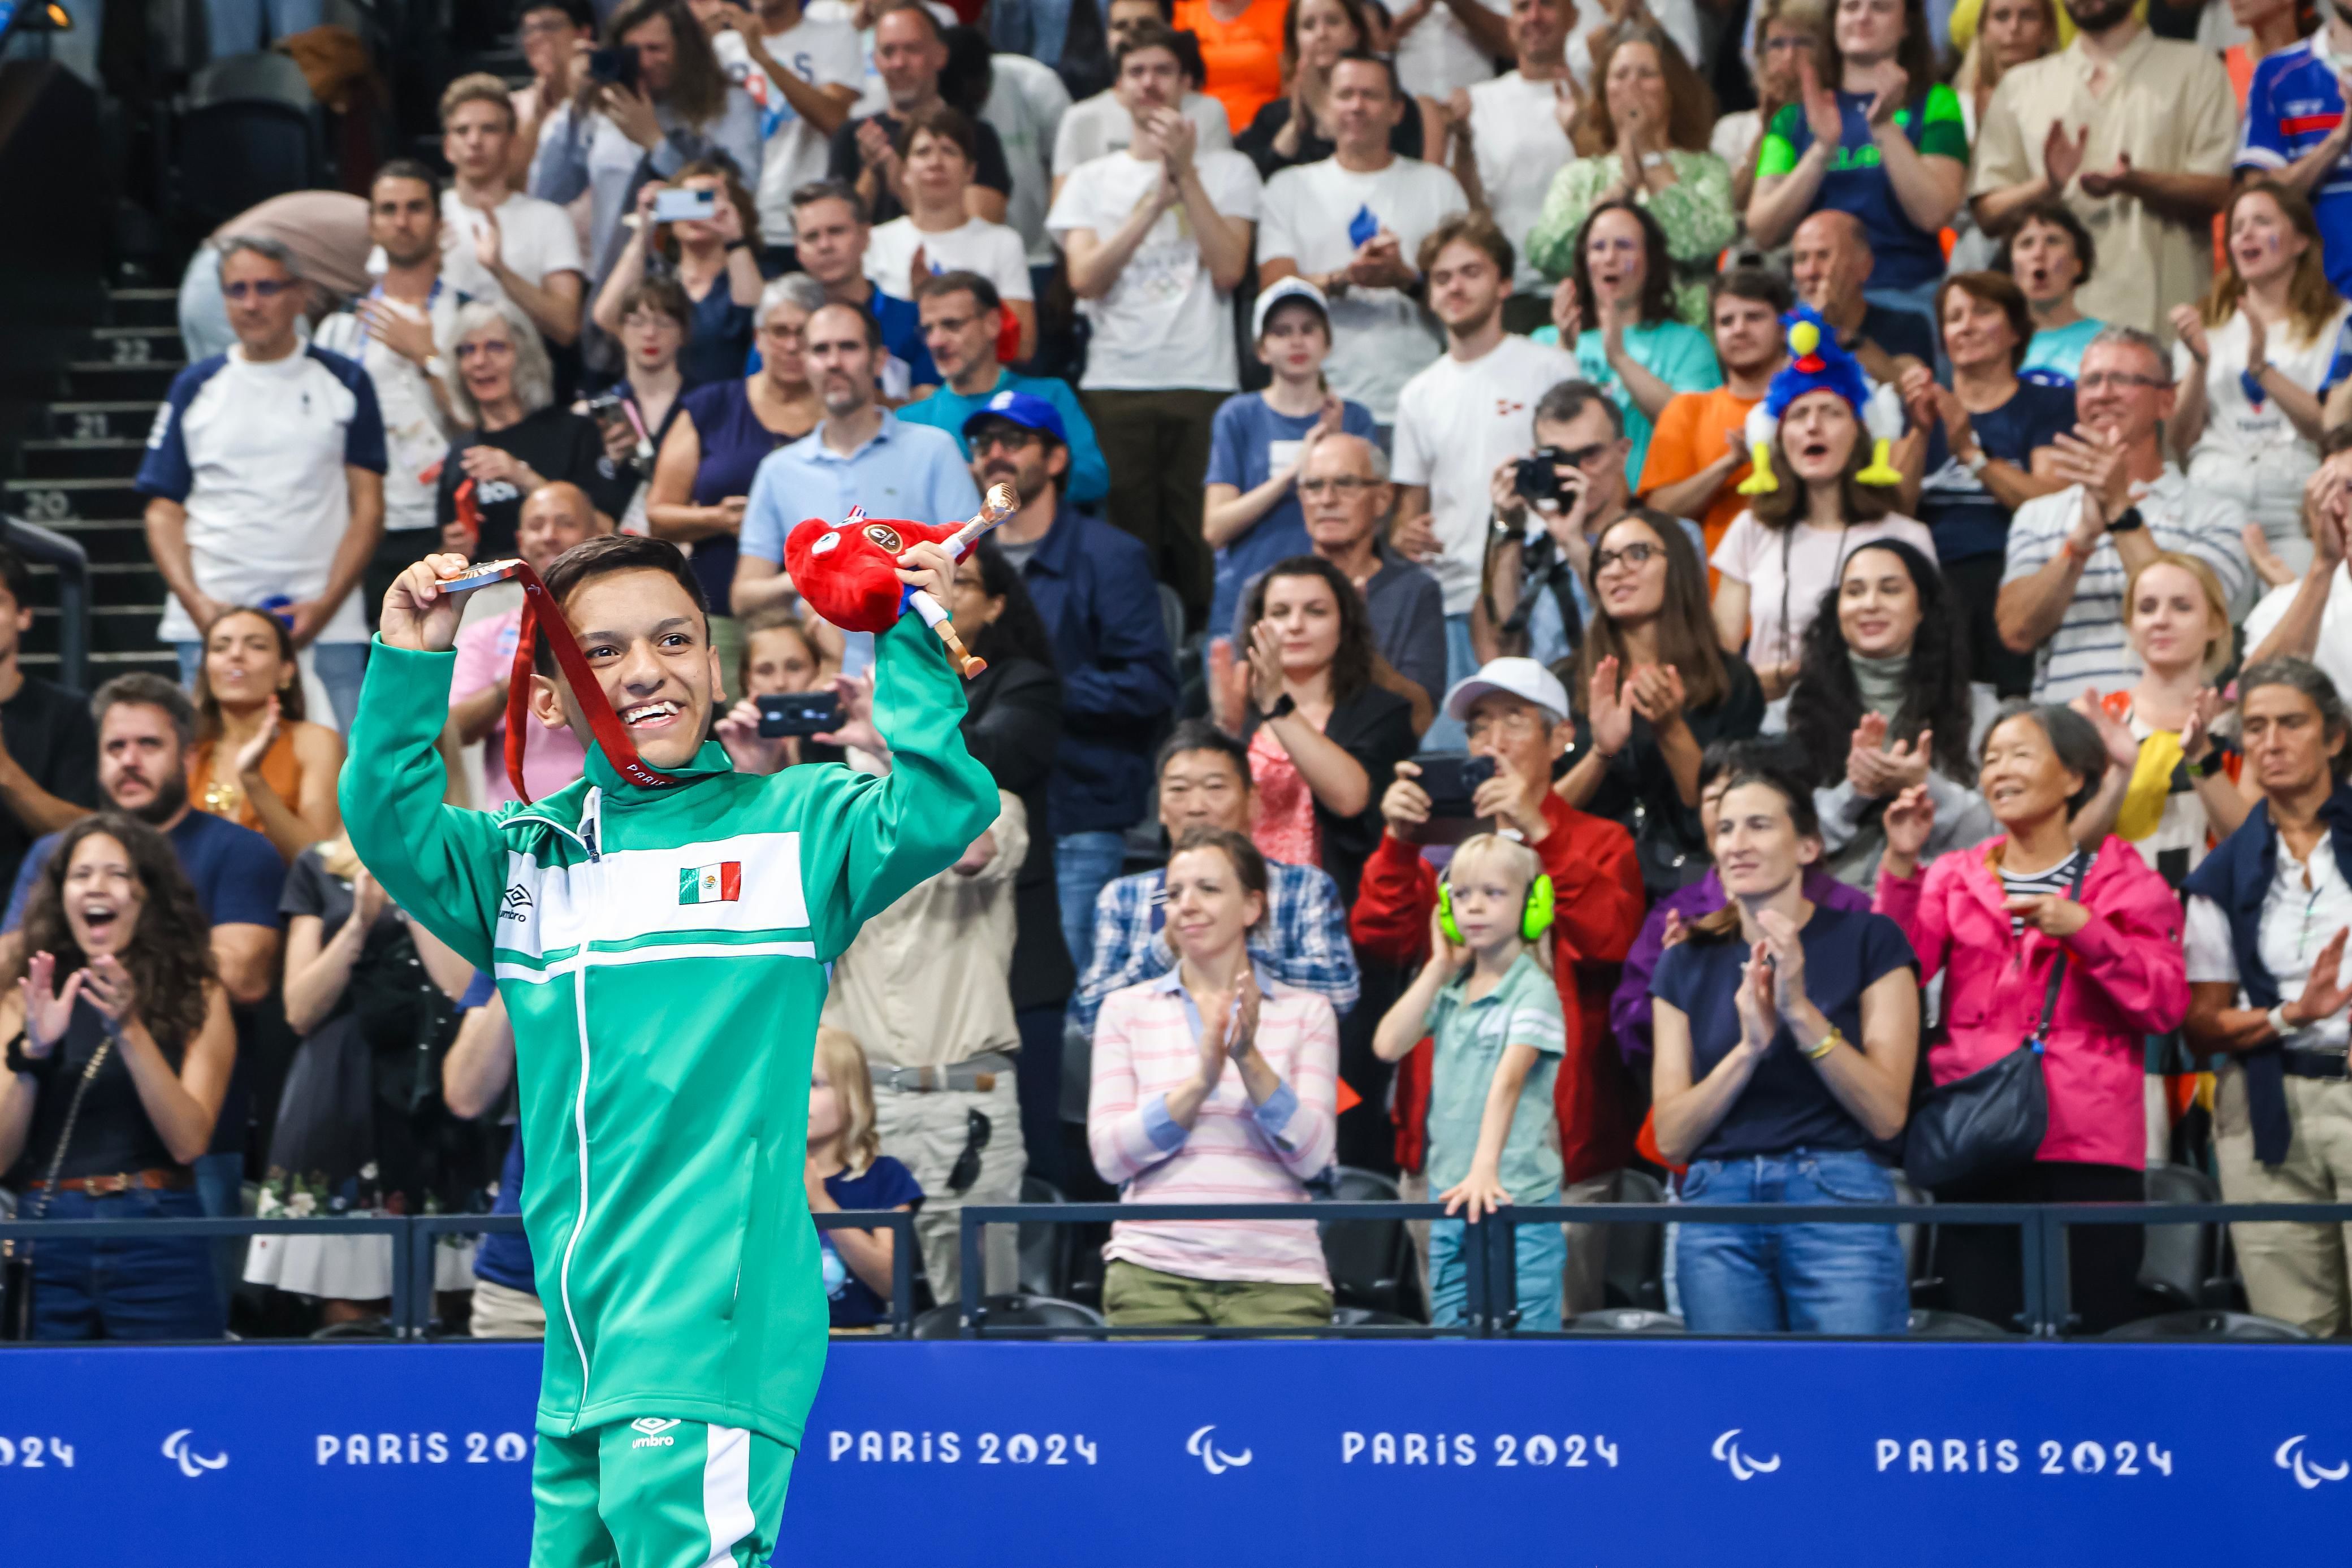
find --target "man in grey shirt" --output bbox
[1233,431,1446,729]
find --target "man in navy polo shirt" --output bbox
[963,389,1179,973]
[137,236,387,734]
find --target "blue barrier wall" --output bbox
[5,1340,2351,1565]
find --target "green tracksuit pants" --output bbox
[530,1418,795,1567]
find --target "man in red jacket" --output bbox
[1351,657,1646,1318]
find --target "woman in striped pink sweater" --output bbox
[1088,828,1342,1328]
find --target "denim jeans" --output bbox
[1676,1149,1909,1335]
[28,1185,227,1340]
[176,637,365,735]
[202,0,322,52]
[1054,829,1126,978]
[1429,1212,1568,1331]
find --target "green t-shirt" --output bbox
[1756,82,1968,291]
[1423,952,1567,1201]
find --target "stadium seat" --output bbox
[1603,1168,1667,1311]
[1566,1308,1686,1333]
[2100,1310,2315,1341]
[1315,1166,1421,1320]
[2137,1161,2225,1311]
[172,51,323,231]
[1331,1305,1429,1334]
[911,1294,1106,1340]
[1906,1309,2008,1339]
[1016,1174,1075,1300]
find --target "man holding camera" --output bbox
[1350,657,1644,1318]
[1389,214,1575,717]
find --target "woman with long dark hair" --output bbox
[0,813,236,1339]
[187,605,346,863]
[1556,511,1764,891]
[1538,197,1722,485]
[2173,180,2352,577]
[1226,555,1418,903]
[1525,25,1732,327]
[1785,540,1994,886]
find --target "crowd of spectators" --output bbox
[25,0,2352,1341]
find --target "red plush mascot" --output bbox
[782,483,1016,678]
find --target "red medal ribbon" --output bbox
[446,557,680,804]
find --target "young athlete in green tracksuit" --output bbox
[342,535,996,1567]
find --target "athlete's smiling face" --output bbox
[529,566,720,770]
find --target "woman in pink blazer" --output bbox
[1875,703,2189,1333]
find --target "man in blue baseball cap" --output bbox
[959,385,1181,994]
[900,271,1110,508]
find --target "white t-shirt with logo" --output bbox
[864,214,1036,304]
[1465,71,1575,295]
[1256,157,1469,422]
[1390,333,1581,615]
[1050,90,1233,175]
[715,17,864,246]
[434,190,585,314]
[1046,149,1264,392]
[311,290,463,536]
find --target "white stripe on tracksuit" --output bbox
[702,1424,755,1567]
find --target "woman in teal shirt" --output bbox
[1744,0,1968,333]
[1533,200,1720,486]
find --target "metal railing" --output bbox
[956,1198,2352,1340]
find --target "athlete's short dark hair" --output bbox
[534,535,710,677]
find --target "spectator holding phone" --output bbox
[0,813,239,1340]
[594,162,766,388]
[1650,760,1920,1335]
[1373,833,1570,1328]
[1875,704,2187,1333]
[1352,659,1645,1316]
[447,484,612,809]
[531,0,766,294]
[649,273,823,681]
[719,606,845,771]
[434,303,632,562]
[583,277,692,509]
[1090,828,1341,1328]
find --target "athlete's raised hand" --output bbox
[381,552,475,653]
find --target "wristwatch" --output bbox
[2107,505,2146,534]
[2269,1003,2298,1039]
[1266,692,1298,721]
[2192,748,2229,780]
[1961,449,1990,478]
[421,353,449,382]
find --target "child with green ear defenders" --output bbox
[1372,834,1570,1330]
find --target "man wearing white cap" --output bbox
[1348,655,1646,1318]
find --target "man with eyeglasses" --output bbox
[1389,213,1574,722]
[138,236,387,734]
[1352,657,1645,1318]
[1071,719,1357,1035]
[1481,379,1704,669]
[1997,325,2252,703]
[897,270,1109,505]
[1283,434,1446,721]
[958,392,1178,976]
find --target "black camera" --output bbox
[756,691,842,738]
[1514,448,1576,507]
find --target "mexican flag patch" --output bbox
[679,862,742,904]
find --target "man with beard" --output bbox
[963,390,1178,974]
[1969,0,2235,340]
[315,162,472,617]
[1637,268,1794,561]
[733,300,980,630]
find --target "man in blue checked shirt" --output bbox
[1070,720,1359,1036]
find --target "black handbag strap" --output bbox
[2027,851,2096,1051]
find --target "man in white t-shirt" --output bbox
[709,0,864,265]
[1999,327,2252,704]
[136,239,388,734]
[1379,0,1509,102]
[1049,0,1233,205]
[438,74,586,350]
[1391,212,1577,699]
[1441,0,1576,331]
[1047,19,1261,622]
[312,162,468,619]
[1257,53,1469,425]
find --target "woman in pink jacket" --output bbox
[1875,703,2189,1333]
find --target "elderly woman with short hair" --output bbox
[433,301,630,561]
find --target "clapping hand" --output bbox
[1587,656,1635,758]
[1796,51,1842,146]
[2042,121,2088,194]
[1659,908,1690,951]
[2284,926,2352,1028]
[1549,275,1582,344]
[2068,687,2142,777]
[19,950,84,1056]
[2078,151,2133,199]
[233,694,284,782]
[1845,711,1932,799]
[1625,662,1687,731]
[2048,425,2133,525]
[1245,620,1289,713]
[1881,781,1936,867]
[2179,685,2226,767]
[1733,938,1779,1052]
[1755,907,1808,1016]
[2169,302,2211,365]
[352,867,391,931]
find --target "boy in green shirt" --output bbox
[344,536,996,1567]
[1373,833,1568,1330]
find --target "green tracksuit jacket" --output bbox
[340,617,997,1448]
